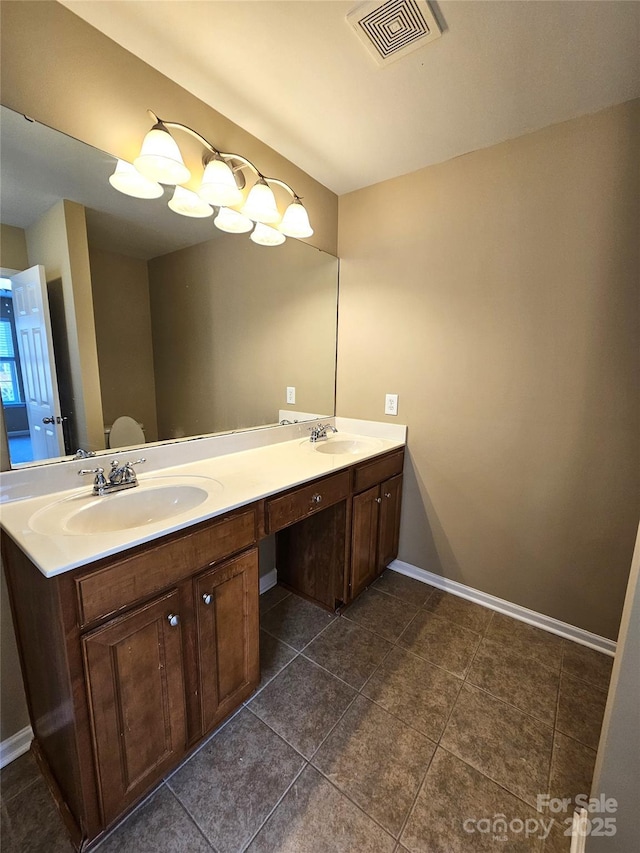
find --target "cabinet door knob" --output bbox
[311,493,323,504]
[167,613,180,627]
[375,497,382,504]
[384,492,392,499]
[202,593,212,605]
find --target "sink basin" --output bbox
[309,436,383,455]
[29,476,223,536]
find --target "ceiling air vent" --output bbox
[347,0,442,67]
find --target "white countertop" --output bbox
[0,418,406,578]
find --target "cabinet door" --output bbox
[350,485,380,600]
[82,590,186,826]
[196,549,259,733]
[378,474,403,573]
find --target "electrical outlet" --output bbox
[286,386,296,404]
[385,393,398,416]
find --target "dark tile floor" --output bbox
[1,570,613,852]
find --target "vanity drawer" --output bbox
[353,450,404,494]
[75,508,257,626]
[266,470,350,534]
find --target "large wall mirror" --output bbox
[0,106,338,469]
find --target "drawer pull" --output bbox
[202,593,212,606]
[375,497,382,504]
[384,492,392,499]
[311,494,323,505]
[167,613,180,627]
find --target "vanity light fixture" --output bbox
[109,110,314,246]
[108,159,164,199]
[250,222,286,247]
[134,119,191,184]
[213,206,254,234]
[168,185,214,218]
[241,177,280,224]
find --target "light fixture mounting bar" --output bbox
[147,109,300,200]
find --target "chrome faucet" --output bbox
[308,423,338,442]
[74,448,96,459]
[79,458,146,496]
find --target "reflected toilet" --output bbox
[106,416,145,449]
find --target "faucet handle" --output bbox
[78,467,108,488]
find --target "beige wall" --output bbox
[0,0,338,257]
[337,100,640,640]
[26,200,104,453]
[148,236,337,437]
[89,247,158,443]
[0,223,28,271]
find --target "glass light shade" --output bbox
[108,160,164,199]
[199,158,243,207]
[134,125,190,185]
[250,222,286,247]
[242,179,280,224]
[213,207,254,234]
[168,186,213,218]
[278,200,313,238]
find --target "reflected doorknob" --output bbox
[42,416,55,424]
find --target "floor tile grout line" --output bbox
[383,634,469,682]
[305,761,399,845]
[394,737,439,846]
[91,782,173,852]
[258,588,292,616]
[297,651,364,692]
[436,740,549,812]
[239,762,308,853]
[258,625,299,655]
[453,680,558,732]
[437,741,553,817]
[368,580,435,611]
[307,688,362,764]
[0,773,41,806]
[161,784,220,853]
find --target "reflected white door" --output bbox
[12,265,65,459]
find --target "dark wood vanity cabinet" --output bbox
[2,446,403,850]
[274,449,405,608]
[82,548,259,828]
[349,454,404,601]
[82,589,188,827]
[2,506,260,850]
[195,550,259,733]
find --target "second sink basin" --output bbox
[29,476,223,536]
[309,435,383,455]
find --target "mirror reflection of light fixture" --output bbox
[250,222,286,247]
[108,159,164,199]
[109,110,314,246]
[214,206,254,234]
[168,186,213,218]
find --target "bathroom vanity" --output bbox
[0,421,405,850]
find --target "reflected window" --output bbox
[0,285,25,405]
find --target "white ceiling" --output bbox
[60,0,640,195]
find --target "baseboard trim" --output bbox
[259,568,278,595]
[0,725,32,769]
[389,560,616,655]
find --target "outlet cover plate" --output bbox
[385,393,398,416]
